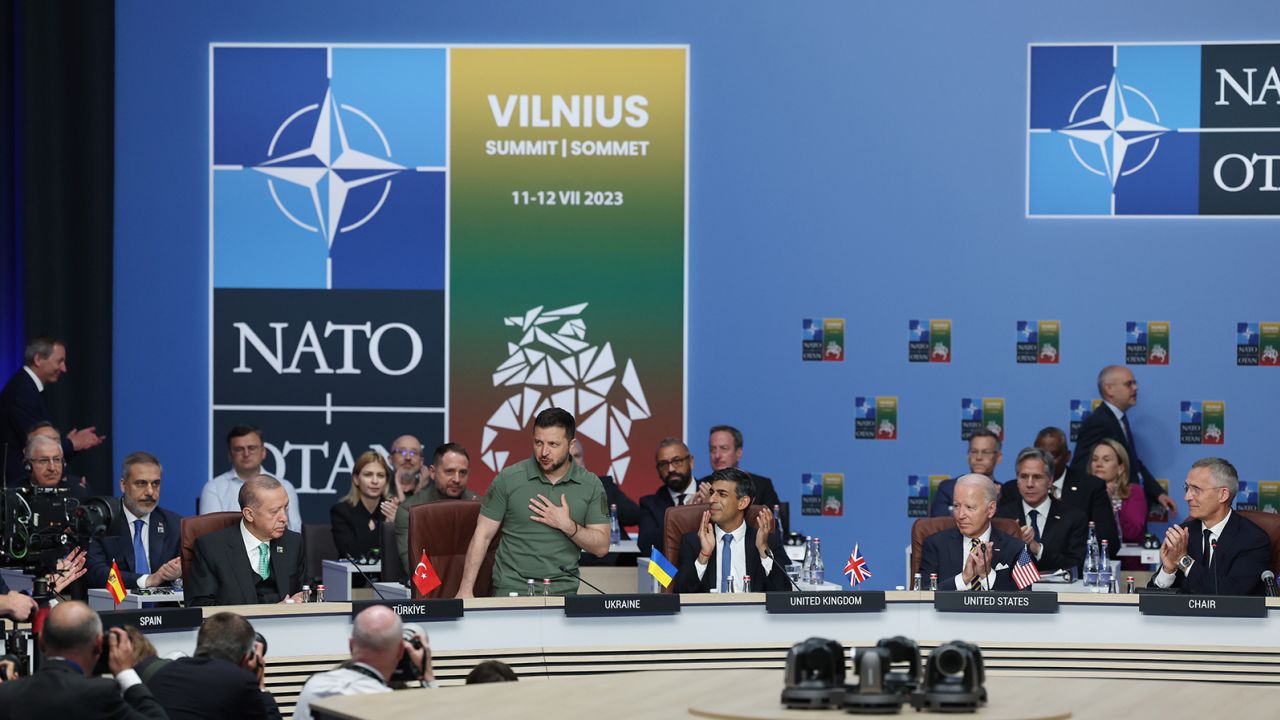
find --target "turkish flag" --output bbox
[413,550,442,597]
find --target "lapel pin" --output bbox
[276,545,284,554]
[1070,486,1078,491]
[157,523,164,534]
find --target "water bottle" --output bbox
[1083,521,1100,590]
[929,573,938,591]
[527,578,536,596]
[609,504,621,544]
[912,573,922,591]
[812,538,825,585]
[541,578,552,596]
[1126,576,1136,594]
[315,585,325,603]
[743,575,752,593]
[1097,540,1112,593]
[301,584,311,603]
[800,539,815,585]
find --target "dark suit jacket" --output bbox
[1146,513,1272,596]
[638,488,680,556]
[146,654,277,720]
[930,475,1009,518]
[0,659,167,719]
[995,498,1088,574]
[87,501,183,588]
[999,473,1120,558]
[578,474,644,567]
[1069,404,1161,508]
[187,524,306,606]
[0,369,75,487]
[697,470,780,509]
[673,525,790,592]
[918,526,1027,592]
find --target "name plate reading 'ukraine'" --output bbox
[766,591,886,614]
[1139,593,1265,619]
[564,593,680,618]
[934,591,1059,614]
[99,607,203,633]
[352,599,463,622]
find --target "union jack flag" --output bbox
[843,544,872,585]
[1012,545,1041,590]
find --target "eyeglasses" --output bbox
[968,449,998,457]
[1184,483,1222,497]
[231,445,262,455]
[32,456,64,467]
[392,449,421,458]
[656,455,691,472]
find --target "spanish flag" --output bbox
[106,560,127,605]
[647,548,678,589]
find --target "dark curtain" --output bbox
[2,0,113,491]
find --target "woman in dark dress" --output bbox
[330,451,397,559]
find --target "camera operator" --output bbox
[292,605,432,720]
[0,600,166,718]
[145,611,280,719]
[0,546,88,622]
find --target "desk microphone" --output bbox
[557,565,607,594]
[1262,570,1277,598]
[343,554,388,600]
[765,548,804,592]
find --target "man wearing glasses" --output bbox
[86,452,184,590]
[1149,458,1269,595]
[388,435,427,502]
[637,438,709,555]
[929,429,1004,518]
[1069,365,1176,516]
[200,425,302,531]
[23,428,87,498]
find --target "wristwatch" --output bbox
[1177,554,1194,573]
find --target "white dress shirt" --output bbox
[201,469,303,531]
[954,525,996,591]
[1104,401,1129,442]
[668,484,698,507]
[240,521,273,579]
[1021,497,1052,560]
[1153,511,1232,588]
[693,520,774,590]
[292,663,393,720]
[121,504,153,590]
[23,365,44,393]
[1052,470,1066,499]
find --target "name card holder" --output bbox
[1139,593,1265,618]
[99,607,204,633]
[564,593,680,618]
[933,591,1059,614]
[766,591,886,614]
[352,599,464,622]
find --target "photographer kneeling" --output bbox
[293,605,432,720]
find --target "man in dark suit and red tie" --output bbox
[86,452,184,590]
[919,474,1027,591]
[1149,458,1270,596]
[673,468,789,592]
[1069,365,1176,516]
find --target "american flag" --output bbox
[1011,545,1041,590]
[843,544,872,585]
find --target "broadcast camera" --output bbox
[0,486,113,577]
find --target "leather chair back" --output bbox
[909,517,1022,580]
[659,504,768,594]
[1237,510,1280,574]
[407,500,497,598]
[301,523,338,581]
[180,512,241,588]
[379,521,406,584]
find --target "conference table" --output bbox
[121,591,1280,718]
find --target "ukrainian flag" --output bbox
[647,548,678,588]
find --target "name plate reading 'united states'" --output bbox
[564,593,680,618]
[934,591,1059,614]
[766,591,886,614]
[352,599,464,622]
[1139,593,1265,619]
[99,608,203,633]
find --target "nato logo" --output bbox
[1180,401,1202,424]
[1238,322,1259,345]
[909,320,929,344]
[855,397,876,420]
[961,399,982,422]
[803,319,823,342]
[1127,321,1148,345]
[1017,321,1038,345]
[212,47,447,289]
[1070,400,1092,422]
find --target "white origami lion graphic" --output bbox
[480,302,650,484]
[878,420,896,437]
[1150,344,1167,363]
[931,343,949,361]
[825,341,843,360]
[1204,425,1222,441]
[1039,344,1057,362]
[1263,346,1278,363]
[986,422,1003,437]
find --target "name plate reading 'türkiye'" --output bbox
[351,599,464,622]
[766,591,886,614]
[564,593,681,618]
[1139,593,1265,619]
[934,591,1059,614]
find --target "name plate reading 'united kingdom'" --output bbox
[934,591,1059,614]
[766,591,886,614]
[352,599,464,622]
[564,593,680,618]
[99,608,204,633]
[1139,593,1265,619]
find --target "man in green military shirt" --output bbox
[456,408,610,597]
[394,442,479,569]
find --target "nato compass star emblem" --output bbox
[1058,74,1168,186]
[255,87,405,248]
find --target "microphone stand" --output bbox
[344,554,388,600]
[766,548,804,592]
[557,565,607,594]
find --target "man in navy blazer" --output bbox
[1068,365,1175,515]
[1149,458,1271,596]
[638,438,708,555]
[673,468,790,593]
[929,429,1003,518]
[86,452,184,590]
[920,474,1027,591]
[995,447,1088,575]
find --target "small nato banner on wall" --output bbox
[1028,42,1280,217]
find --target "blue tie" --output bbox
[1028,509,1042,544]
[1120,414,1139,466]
[133,518,150,575]
[720,534,733,593]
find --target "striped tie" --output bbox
[969,538,983,591]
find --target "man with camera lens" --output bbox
[0,600,166,718]
[292,605,432,720]
[145,611,280,719]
